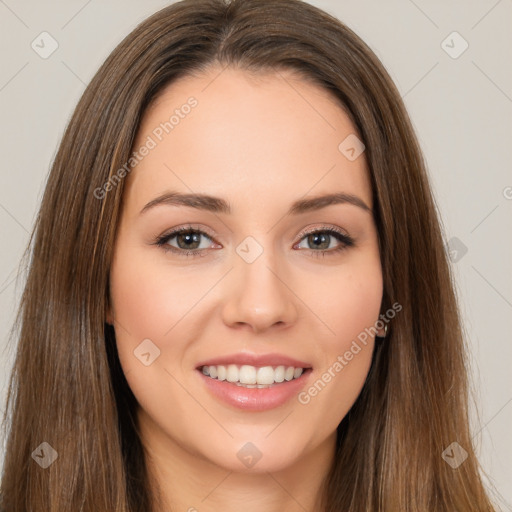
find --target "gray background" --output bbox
[0,0,510,508]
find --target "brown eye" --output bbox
[155,227,216,258]
[295,228,355,257]
[173,231,205,250]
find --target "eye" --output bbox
[153,224,355,258]
[294,227,355,257]
[154,224,217,258]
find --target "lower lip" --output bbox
[197,369,313,411]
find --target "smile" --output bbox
[197,365,313,411]
[201,364,304,387]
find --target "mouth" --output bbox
[196,362,313,411]
[199,364,311,388]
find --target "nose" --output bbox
[221,250,298,333]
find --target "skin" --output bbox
[108,64,384,512]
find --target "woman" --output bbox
[0,0,499,510]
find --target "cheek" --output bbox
[108,250,199,420]
[334,277,382,341]
[297,262,382,425]
[328,265,382,379]
[299,345,374,435]
[312,258,383,347]
[109,248,203,340]
[108,247,203,390]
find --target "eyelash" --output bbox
[153,224,355,259]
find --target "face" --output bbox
[108,65,383,474]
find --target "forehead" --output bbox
[123,66,372,215]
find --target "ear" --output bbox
[376,325,386,337]
[375,321,388,338]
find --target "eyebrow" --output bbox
[139,191,372,216]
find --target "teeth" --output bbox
[257,366,275,385]
[217,365,226,381]
[274,365,285,383]
[239,365,257,384]
[200,364,305,386]
[226,364,239,383]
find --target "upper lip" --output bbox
[196,352,312,369]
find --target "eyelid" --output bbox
[157,223,217,241]
[154,223,354,257]
[158,223,350,243]
[294,223,351,241]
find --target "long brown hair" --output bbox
[0,0,499,510]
